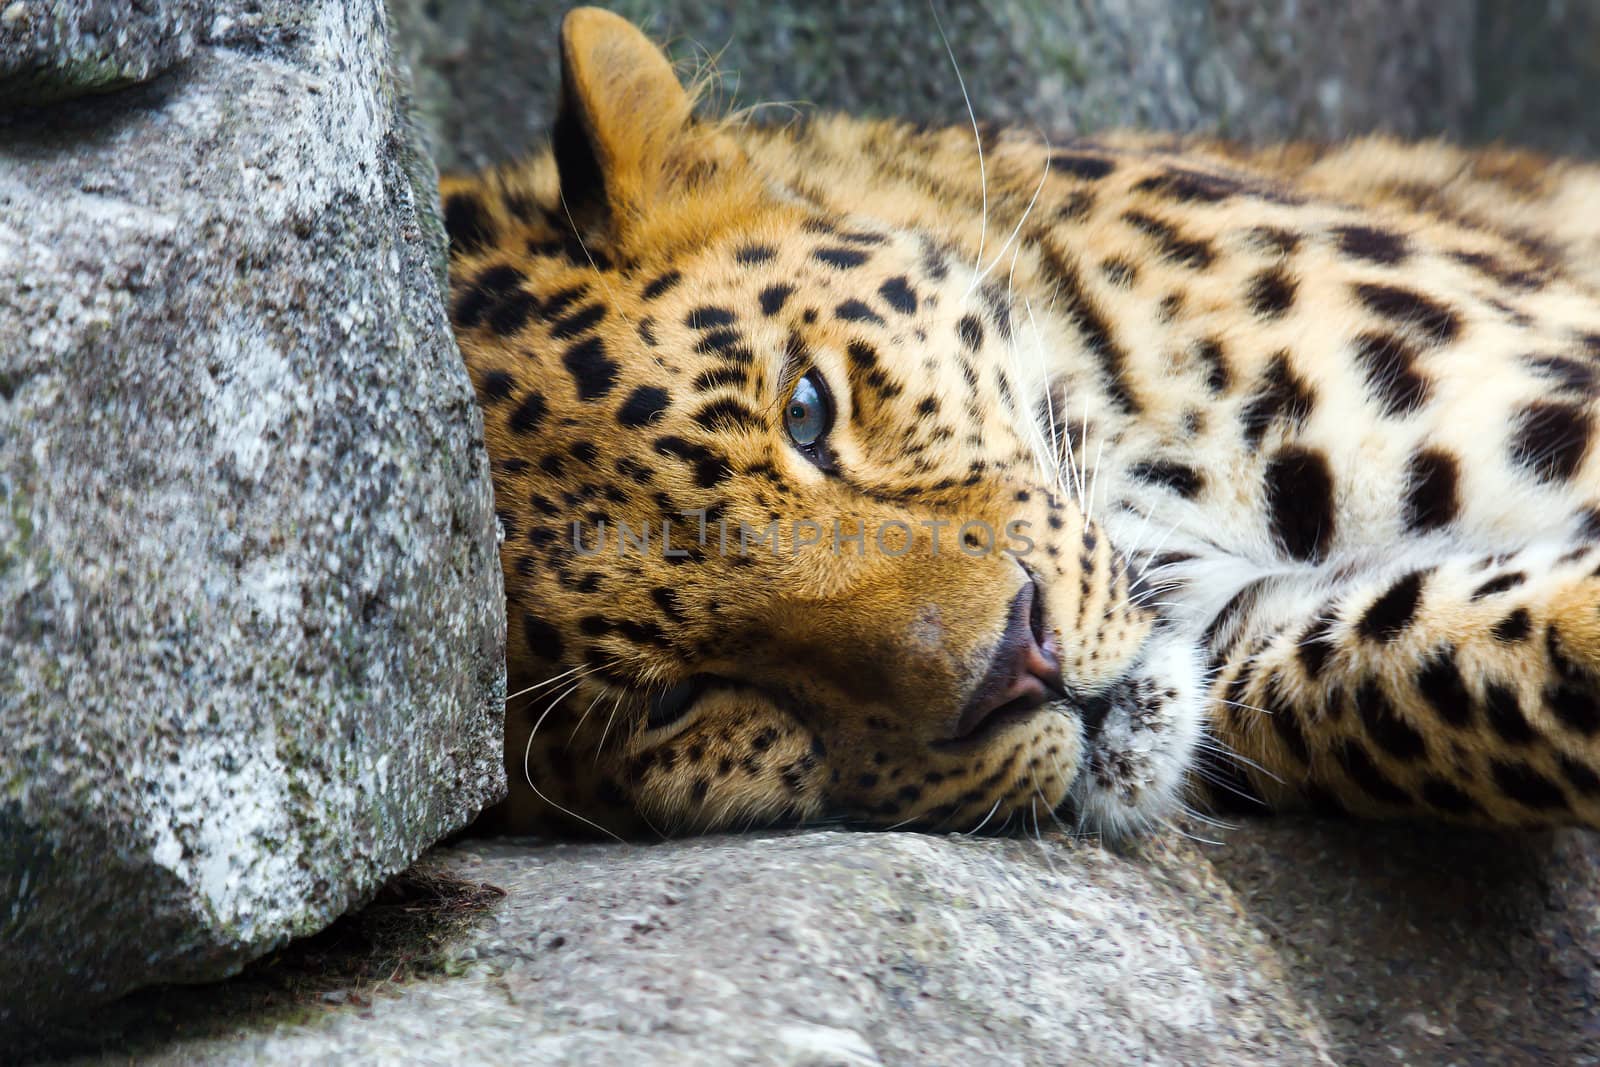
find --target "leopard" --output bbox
[442,6,1600,841]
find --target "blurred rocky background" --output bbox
[389,0,1600,175]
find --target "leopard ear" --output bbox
[553,7,746,246]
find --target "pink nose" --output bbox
[953,577,1064,738]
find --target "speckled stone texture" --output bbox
[0,0,208,105]
[0,0,505,1038]
[33,824,1600,1064]
[41,832,1336,1065]
[389,0,1479,174]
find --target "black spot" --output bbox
[650,587,685,623]
[1353,282,1461,345]
[1121,210,1215,269]
[1402,448,1459,530]
[1339,739,1412,805]
[641,270,682,300]
[1524,354,1595,393]
[836,299,884,325]
[570,441,599,464]
[1240,352,1315,447]
[1297,615,1337,680]
[453,264,526,329]
[736,244,776,265]
[549,302,607,341]
[814,247,869,269]
[563,335,620,401]
[541,284,588,320]
[878,276,918,315]
[1264,446,1336,562]
[478,371,516,404]
[1037,249,1141,414]
[1416,649,1472,728]
[508,391,548,435]
[1547,682,1600,736]
[1127,459,1203,498]
[1248,226,1303,255]
[694,328,749,360]
[1100,258,1136,288]
[1578,508,1600,542]
[521,614,564,662]
[686,306,736,330]
[1358,571,1424,643]
[1133,168,1241,204]
[1485,682,1536,744]
[1559,755,1600,796]
[1509,401,1592,482]
[1353,331,1431,417]
[957,314,984,351]
[1049,153,1115,181]
[1202,582,1261,655]
[1470,571,1526,600]
[1421,778,1480,816]
[1451,250,1543,291]
[847,340,879,370]
[653,435,732,489]
[1194,338,1229,394]
[637,318,657,346]
[444,192,494,254]
[692,397,761,431]
[1264,681,1311,765]
[1491,760,1567,810]
[1247,268,1297,319]
[1334,225,1409,266]
[1356,680,1428,760]
[759,284,794,317]
[1492,608,1532,643]
[617,386,670,428]
[486,291,539,337]
[692,366,747,392]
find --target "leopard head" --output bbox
[448,8,1204,838]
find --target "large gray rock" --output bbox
[29,823,1600,1064]
[36,832,1335,1064]
[389,0,1478,175]
[0,0,505,1037]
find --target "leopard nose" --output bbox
[953,577,1064,739]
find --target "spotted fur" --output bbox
[447,8,1600,839]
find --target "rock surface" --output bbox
[389,0,1479,174]
[0,0,505,1036]
[0,0,207,105]
[28,822,1600,1065]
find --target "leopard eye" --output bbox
[784,370,833,451]
[648,675,710,729]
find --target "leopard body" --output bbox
[443,8,1600,838]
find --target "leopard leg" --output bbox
[1190,541,1600,827]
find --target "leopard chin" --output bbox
[1066,631,1207,841]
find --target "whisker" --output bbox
[966,795,1005,835]
[1161,815,1224,847]
[1193,734,1285,785]
[975,143,1051,288]
[593,692,626,766]
[927,0,987,286]
[522,679,622,842]
[505,662,591,704]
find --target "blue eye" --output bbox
[785,370,833,450]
